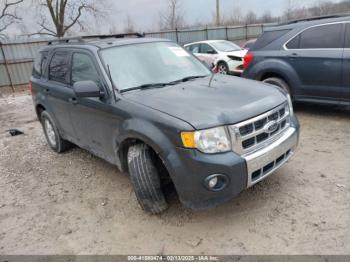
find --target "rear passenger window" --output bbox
[49,52,70,84]
[33,51,48,78]
[71,53,101,85]
[288,24,343,49]
[286,34,300,49]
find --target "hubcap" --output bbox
[45,119,56,147]
[218,64,227,74]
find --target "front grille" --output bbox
[251,149,293,182]
[229,102,291,155]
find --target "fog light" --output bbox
[208,176,218,189]
[204,174,229,191]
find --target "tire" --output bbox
[41,111,72,153]
[127,144,168,214]
[217,62,229,75]
[263,77,291,95]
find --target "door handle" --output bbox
[44,88,50,93]
[68,97,78,104]
[288,53,298,58]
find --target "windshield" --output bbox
[211,41,241,52]
[100,41,211,91]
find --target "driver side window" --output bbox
[71,53,101,86]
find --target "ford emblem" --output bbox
[264,121,279,134]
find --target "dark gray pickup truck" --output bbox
[31,34,300,214]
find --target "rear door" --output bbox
[45,50,76,140]
[285,23,344,102]
[341,23,350,104]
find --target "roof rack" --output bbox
[279,13,350,26]
[47,32,145,45]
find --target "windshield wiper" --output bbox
[120,83,171,93]
[168,75,209,85]
[120,75,209,93]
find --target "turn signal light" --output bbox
[181,132,196,148]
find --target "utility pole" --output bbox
[216,0,220,26]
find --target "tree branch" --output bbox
[0,0,24,33]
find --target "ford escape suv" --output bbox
[243,15,350,106]
[31,34,300,214]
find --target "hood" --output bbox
[225,49,247,58]
[124,75,287,130]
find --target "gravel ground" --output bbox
[0,92,349,255]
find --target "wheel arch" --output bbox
[216,60,229,67]
[35,104,46,121]
[115,119,181,182]
[252,59,301,95]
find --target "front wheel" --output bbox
[263,77,291,95]
[217,62,229,75]
[127,144,168,214]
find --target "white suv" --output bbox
[184,40,247,75]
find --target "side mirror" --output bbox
[207,50,217,54]
[73,80,103,98]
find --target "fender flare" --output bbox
[250,59,301,94]
[114,118,183,183]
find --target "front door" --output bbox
[68,51,119,162]
[198,43,218,67]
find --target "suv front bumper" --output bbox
[166,116,300,210]
[245,127,298,188]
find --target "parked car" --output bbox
[243,15,350,105]
[241,39,257,50]
[184,40,247,75]
[31,34,299,214]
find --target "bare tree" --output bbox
[123,15,135,33]
[224,7,243,25]
[244,11,257,24]
[284,0,295,21]
[260,11,274,23]
[159,0,185,30]
[0,0,23,34]
[309,1,337,16]
[34,0,106,37]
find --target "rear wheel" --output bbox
[263,77,291,95]
[217,62,229,75]
[41,111,72,153]
[127,144,168,214]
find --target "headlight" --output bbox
[287,94,294,116]
[181,127,231,154]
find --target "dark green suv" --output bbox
[31,34,300,214]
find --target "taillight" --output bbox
[29,81,33,94]
[243,53,254,69]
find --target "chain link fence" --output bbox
[0,23,276,92]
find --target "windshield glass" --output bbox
[100,41,211,91]
[211,41,241,52]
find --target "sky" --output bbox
[2,0,344,38]
[109,0,343,31]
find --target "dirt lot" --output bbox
[0,92,349,255]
